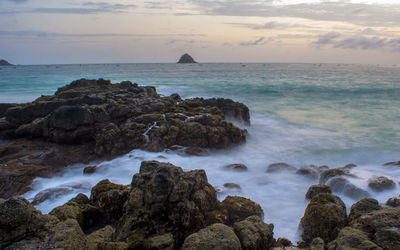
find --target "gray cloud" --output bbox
[240,37,273,46]
[312,32,400,52]
[187,0,400,27]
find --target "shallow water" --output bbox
[1,63,400,241]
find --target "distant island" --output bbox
[0,59,13,66]
[177,53,197,64]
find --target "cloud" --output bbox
[240,37,273,46]
[187,0,400,27]
[2,0,28,3]
[312,32,400,52]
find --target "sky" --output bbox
[1,0,400,64]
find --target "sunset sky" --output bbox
[1,0,400,64]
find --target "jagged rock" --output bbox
[386,196,400,207]
[327,227,381,250]
[115,161,219,245]
[177,53,197,64]
[1,79,250,198]
[89,179,129,224]
[300,193,347,243]
[0,59,13,66]
[266,163,296,173]
[327,177,370,200]
[219,196,264,225]
[348,198,381,221]
[84,165,97,174]
[233,215,274,250]
[182,223,241,250]
[225,163,248,171]
[367,176,395,191]
[309,237,325,250]
[305,184,331,200]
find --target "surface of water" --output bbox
[1,63,400,241]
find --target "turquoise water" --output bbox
[1,63,400,241]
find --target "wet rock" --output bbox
[83,165,97,174]
[348,198,381,221]
[305,184,331,200]
[318,165,329,172]
[69,193,90,205]
[115,161,219,245]
[87,225,114,249]
[146,233,174,250]
[296,166,318,179]
[184,146,209,156]
[319,166,355,184]
[32,187,73,205]
[225,163,248,172]
[300,193,347,243]
[274,238,292,247]
[367,176,395,191]
[383,160,400,166]
[327,177,370,200]
[182,223,241,250]
[233,215,274,250]
[309,237,325,250]
[327,227,381,250]
[90,179,129,224]
[386,196,400,207]
[223,182,241,190]
[219,196,264,225]
[266,163,296,173]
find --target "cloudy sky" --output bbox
[1,0,400,64]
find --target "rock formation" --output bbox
[0,79,250,198]
[177,53,197,63]
[0,59,13,66]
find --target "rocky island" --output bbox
[0,59,13,66]
[177,53,197,64]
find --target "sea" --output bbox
[1,63,400,242]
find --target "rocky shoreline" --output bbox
[1,161,400,249]
[1,79,399,249]
[0,79,249,198]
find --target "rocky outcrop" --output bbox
[0,59,13,66]
[233,215,274,250]
[0,79,249,198]
[177,53,197,64]
[348,198,381,221]
[305,184,332,200]
[327,227,382,250]
[367,176,395,191]
[300,193,347,243]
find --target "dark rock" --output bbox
[305,184,331,200]
[300,193,347,243]
[32,187,73,205]
[266,162,296,173]
[319,166,355,184]
[184,146,209,156]
[348,198,381,221]
[219,196,264,225]
[368,176,395,191]
[146,233,174,250]
[327,177,370,200]
[383,160,400,166]
[223,183,241,190]
[0,59,13,66]
[224,163,248,171]
[327,227,381,250]
[182,223,241,250]
[83,165,97,174]
[386,196,400,207]
[177,53,197,64]
[274,238,292,247]
[233,215,274,250]
[87,225,115,249]
[69,193,90,205]
[115,161,219,245]
[296,166,319,179]
[309,237,325,250]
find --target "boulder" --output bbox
[182,223,241,250]
[177,53,197,64]
[225,163,248,172]
[115,161,219,245]
[83,165,97,174]
[266,163,296,173]
[309,237,325,250]
[300,193,347,243]
[383,160,400,166]
[274,238,292,248]
[327,177,370,200]
[87,225,115,250]
[223,183,241,190]
[219,196,264,225]
[386,196,400,207]
[305,184,331,200]
[296,166,318,179]
[32,187,74,205]
[319,166,355,184]
[348,198,381,221]
[233,215,274,250]
[327,227,381,250]
[367,176,395,191]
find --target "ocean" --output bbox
[1,63,400,241]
